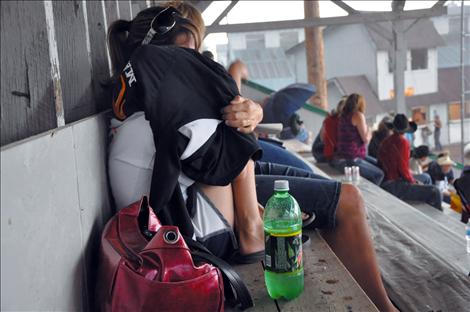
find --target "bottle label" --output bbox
[264,231,302,273]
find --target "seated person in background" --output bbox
[426,152,455,185]
[107,5,398,310]
[227,59,314,173]
[409,145,432,185]
[368,116,393,159]
[312,97,346,163]
[331,93,384,185]
[426,152,456,203]
[378,114,442,210]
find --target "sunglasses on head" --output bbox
[141,7,181,45]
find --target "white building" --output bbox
[286,16,469,148]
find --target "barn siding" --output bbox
[0,1,56,146]
[53,1,96,123]
[0,0,140,146]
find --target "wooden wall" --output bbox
[0,0,156,146]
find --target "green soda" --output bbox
[263,180,304,300]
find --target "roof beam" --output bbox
[210,0,238,26]
[392,0,406,12]
[432,0,447,9]
[331,1,357,15]
[206,6,446,34]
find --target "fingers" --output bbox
[224,116,257,133]
[222,96,263,133]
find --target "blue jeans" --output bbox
[381,180,442,210]
[330,158,384,185]
[255,162,340,229]
[413,173,432,185]
[258,139,314,173]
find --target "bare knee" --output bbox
[336,184,366,223]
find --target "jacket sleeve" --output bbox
[399,138,415,183]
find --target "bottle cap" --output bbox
[274,180,289,191]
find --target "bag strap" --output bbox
[184,237,254,310]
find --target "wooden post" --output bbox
[304,0,327,110]
[392,19,407,114]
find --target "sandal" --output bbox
[230,234,311,265]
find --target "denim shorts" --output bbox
[255,162,341,230]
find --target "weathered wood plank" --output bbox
[104,0,118,26]
[310,161,470,311]
[227,231,378,311]
[118,0,132,20]
[84,0,113,112]
[132,0,149,14]
[366,200,470,312]
[52,1,95,123]
[0,1,56,146]
[412,202,464,236]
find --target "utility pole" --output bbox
[304,0,327,110]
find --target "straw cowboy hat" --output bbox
[437,154,456,166]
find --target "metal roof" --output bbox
[365,19,445,51]
[232,48,294,80]
[286,18,444,55]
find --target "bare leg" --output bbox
[199,183,235,227]
[321,184,398,312]
[200,160,263,255]
[232,160,264,255]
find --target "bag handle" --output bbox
[184,237,254,310]
[115,211,144,268]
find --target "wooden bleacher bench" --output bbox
[229,143,379,311]
[308,159,470,312]
[228,230,378,311]
[233,141,470,311]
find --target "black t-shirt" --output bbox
[112,44,261,236]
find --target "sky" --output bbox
[201,0,456,53]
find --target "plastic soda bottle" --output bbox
[263,180,304,300]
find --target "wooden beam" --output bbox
[304,0,327,110]
[332,0,357,15]
[368,23,394,42]
[206,7,446,34]
[392,0,406,12]
[432,0,447,9]
[392,20,407,114]
[210,0,238,26]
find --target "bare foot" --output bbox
[237,218,264,255]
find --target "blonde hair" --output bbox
[163,1,205,51]
[107,1,205,75]
[342,93,366,116]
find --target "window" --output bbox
[246,34,265,50]
[411,49,428,70]
[449,17,469,34]
[448,102,470,121]
[388,52,393,73]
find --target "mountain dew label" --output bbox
[264,231,302,273]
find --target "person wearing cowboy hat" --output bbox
[378,114,442,210]
[426,152,456,185]
[409,145,433,185]
[426,152,456,204]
